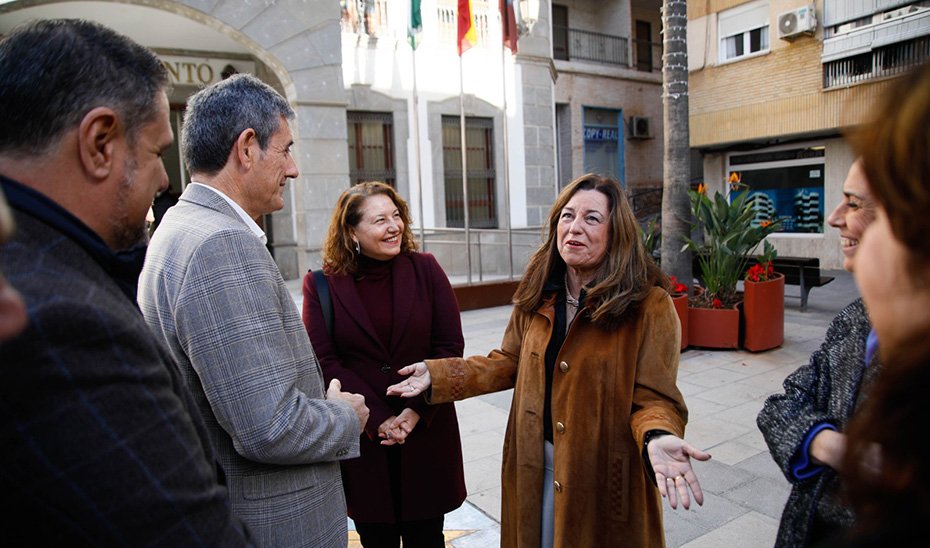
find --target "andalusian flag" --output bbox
[457,0,477,55]
[500,0,519,53]
[409,0,423,50]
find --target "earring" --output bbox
[353,240,360,255]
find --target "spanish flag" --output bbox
[458,0,476,55]
[500,0,518,53]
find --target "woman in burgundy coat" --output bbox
[302,182,466,547]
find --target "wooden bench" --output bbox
[768,256,835,312]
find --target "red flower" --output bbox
[668,275,688,295]
[745,261,773,283]
[712,297,723,309]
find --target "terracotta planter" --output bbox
[742,273,785,352]
[688,303,740,349]
[671,293,689,351]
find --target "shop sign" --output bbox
[159,55,255,86]
[584,127,618,142]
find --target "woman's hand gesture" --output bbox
[378,408,421,446]
[648,435,712,510]
[386,362,431,398]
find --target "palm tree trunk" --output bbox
[660,0,693,291]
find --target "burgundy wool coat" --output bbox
[426,287,687,547]
[302,252,466,523]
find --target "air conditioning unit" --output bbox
[629,116,651,139]
[778,4,817,40]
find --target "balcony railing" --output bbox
[417,227,543,284]
[823,35,930,88]
[554,26,630,67]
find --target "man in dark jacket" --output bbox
[0,19,252,546]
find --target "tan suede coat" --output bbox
[427,287,687,548]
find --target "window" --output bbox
[553,4,569,60]
[347,111,395,187]
[728,145,825,234]
[722,27,769,60]
[718,0,770,63]
[635,20,654,72]
[441,116,497,228]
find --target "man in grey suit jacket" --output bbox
[0,19,252,546]
[138,74,369,548]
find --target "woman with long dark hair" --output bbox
[388,174,709,547]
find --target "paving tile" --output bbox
[684,415,754,450]
[703,439,766,466]
[735,452,788,484]
[690,458,756,494]
[713,400,767,430]
[682,394,729,418]
[679,511,779,548]
[466,486,502,522]
[684,366,754,389]
[689,381,774,408]
[463,454,504,494]
[735,427,771,453]
[459,428,505,463]
[724,477,791,520]
[677,378,712,398]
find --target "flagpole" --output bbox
[411,47,425,251]
[459,54,472,284]
[500,28,514,280]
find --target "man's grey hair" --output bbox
[181,74,295,176]
[0,19,169,157]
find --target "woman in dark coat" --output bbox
[302,182,465,548]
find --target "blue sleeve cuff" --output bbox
[790,422,837,480]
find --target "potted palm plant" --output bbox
[683,174,781,349]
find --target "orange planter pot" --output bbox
[672,293,689,351]
[742,273,785,352]
[688,304,740,349]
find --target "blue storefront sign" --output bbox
[584,127,619,141]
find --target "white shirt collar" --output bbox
[190,182,267,245]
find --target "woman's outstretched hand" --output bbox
[386,362,431,398]
[648,435,712,510]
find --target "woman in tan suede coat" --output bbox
[388,174,710,547]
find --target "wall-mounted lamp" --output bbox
[518,0,539,36]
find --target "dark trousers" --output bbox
[354,516,445,548]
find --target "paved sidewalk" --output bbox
[286,269,859,547]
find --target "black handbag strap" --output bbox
[311,269,333,337]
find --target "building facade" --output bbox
[688,0,930,269]
[1,0,665,280]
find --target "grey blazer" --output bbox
[139,184,360,548]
